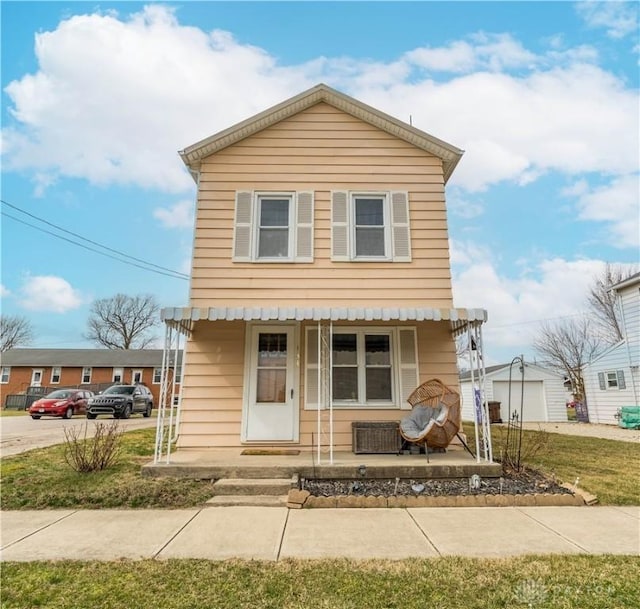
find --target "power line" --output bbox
[2,211,189,281]
[1,198,189,281]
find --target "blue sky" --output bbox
[1,1,638,364]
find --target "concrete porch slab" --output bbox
[143,446,501,480]
[519,506,640,555]
[157,506,288,560]
[409,507,584,557]
[0,509,198,562]
[280,508,438,559]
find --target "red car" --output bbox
[28,389,94,419]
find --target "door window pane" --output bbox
[258,198,289,258]
[256,333,287,403]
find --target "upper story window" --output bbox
[51,367,61,384]
[1,366,10,383]
[233,191,314,263]
[82,367,92,384]
[332,191,410,262]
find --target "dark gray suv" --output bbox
[86,384,153,419]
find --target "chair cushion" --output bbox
[400,403,447,439]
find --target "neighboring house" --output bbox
[583,272,640,424]
[460,363,570,423]
[160,83,487,454]
[0,349,181,406]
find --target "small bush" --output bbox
[493,425,550,473]
[63,421,123,473]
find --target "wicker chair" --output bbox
[399,379,461,452]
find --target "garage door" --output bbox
[492,381,546,422]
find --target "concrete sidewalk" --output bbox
[1,505,638,561]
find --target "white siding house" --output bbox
[583,273,640,424]
[460,363,570,423]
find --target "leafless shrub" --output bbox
[494,425,551,474]
[64,421,123,473]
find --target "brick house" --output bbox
[1,349,182,407]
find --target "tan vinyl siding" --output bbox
[177,320,458,450]
[189,102,454,309]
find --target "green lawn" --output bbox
[488,425,640,505]
[2,556,639,609]
[1,424,639,509]
[0,428,214,510]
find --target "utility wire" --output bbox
[2,211,188,281]
[1,198,189,280]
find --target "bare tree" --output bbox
[0,315,34,352]
[85,294,160,349]
[587,263,638,344]
[532,316,602,401]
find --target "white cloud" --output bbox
[572,174,640,248]
[1,4,638,255]
[576,1,639,39]
[19,275,83,312]
[405,33,538,73]
[153,199,195,229]
[0,284,10,297]
[452,256,613,363]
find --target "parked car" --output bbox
[28,389,94,419]
[86,384,153,419]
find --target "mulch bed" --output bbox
[302,469,573,498]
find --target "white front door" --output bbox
[244,326,298,442]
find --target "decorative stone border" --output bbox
[286,488,590,509]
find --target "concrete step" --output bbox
[212,477,295,496]
[205,494,289,507]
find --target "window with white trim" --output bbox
[112,367,124,383]
[51,367,61,384]
[305,326,418,409]
[1,366,10,383]
[598,370,626,391]
[232,191,314,262]
[331,191,411,262]
[153,367,162,384]
[82,367,92,384]
[132,369,143,384]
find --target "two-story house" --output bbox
[158,84,487,457]
[583,272,640,424]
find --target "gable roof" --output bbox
[1,349,182,367]
[179,83,464,183]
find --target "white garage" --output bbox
[459,362,570,423]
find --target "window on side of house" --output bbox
[1,366,10,383]
[153,367,162,384]
[598,370,626,390]
[51,367,61,384]
[304,326,418,410]
[112,367,124,383]
[82,367,92,384]
[331,191,411,262]
[232,191,314,262]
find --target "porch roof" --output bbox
[160,306,487,335]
